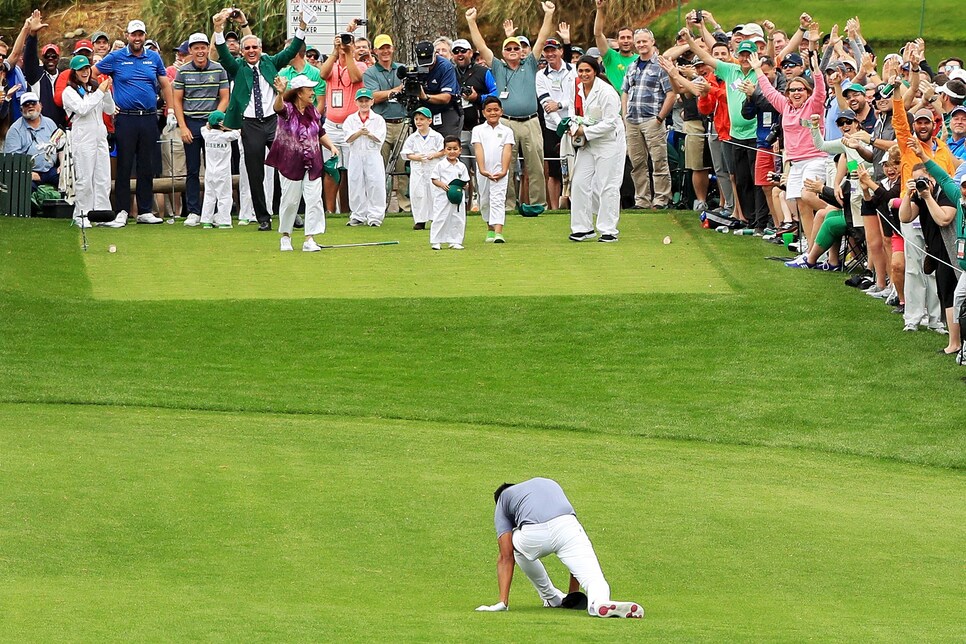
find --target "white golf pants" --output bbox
[477,173,508,226]
[511,514,610,616]
[347,150,387,225]
[278,172,325,236]
[570,141,624,236]
[901,222,942,327]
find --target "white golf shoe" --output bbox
[101,211,128,228]
[302,239,322,252]
[592,600,644,619]
[136,213,163,224]
[280,236,293,252]
[183,213,201,227]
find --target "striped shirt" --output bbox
[621,55,672,124]
[173,60,229,120]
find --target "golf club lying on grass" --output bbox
[318,241,400,249]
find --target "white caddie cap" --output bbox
[127,20,146,34]
[188,33,209,46]
[19,91,40,106]
[289,76,318,90]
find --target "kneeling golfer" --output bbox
[475,477,644,618]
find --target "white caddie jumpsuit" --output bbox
[343,110,387,225]
[429,158,470,246]
[63,85,114,221]
[402,129,445,225]
[471,121,515,227]
[200,127,240,226]
[569,77,626,237]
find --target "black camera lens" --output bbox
[340,33,353,45]
[229,9,241,19]
[356,18,368,26]
[915,178,929,192]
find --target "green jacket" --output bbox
[216,35,304,129]
[924,159,964,271]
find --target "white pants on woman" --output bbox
[901,222,942,328]
[511,514,611,616]
[278,171,325,236]
[570,141,625,236]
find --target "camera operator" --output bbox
[452,38,496,188]
[319,28,367,214]
[364,34,410,211]
[412,40,463,138]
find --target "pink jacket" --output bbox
[758,72,827,162]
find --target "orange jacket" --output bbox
[892,96,956,193]
[698,73,730,141]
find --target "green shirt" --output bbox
[278,63,326,101]
[925,159,966,270]
[714,61,757,141]
[363,61,407,120]
[490,54,539,117]
[602,48,636,94]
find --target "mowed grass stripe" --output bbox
[75,214,731,300]
[0,403,962,641]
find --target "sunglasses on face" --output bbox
[788,87,807,93]
[504,46,520,51]
[781,62,800,69]
[243,45,260,51]
[22,101,38,106]
[837,119,856,126]
[452,48,469,54]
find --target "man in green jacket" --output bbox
[213,8,306,230]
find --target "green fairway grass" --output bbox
[78,215,728,300]
[1,403,963,641]
[0,212,964,639]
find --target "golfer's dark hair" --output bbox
[494,482,515,504]
[443,135,461,147]
[482,96,503,109]
[576,55,613,88]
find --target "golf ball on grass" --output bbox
[109,244,116,253]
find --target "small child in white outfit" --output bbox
[200,110,240,229]
[402,107,445,230]
[471,97,514,243]
[430,135,470,250]
[343,88,387,226]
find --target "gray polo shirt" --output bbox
[364,61,407,120]
[490,55,539,118]
[173,60,229,120]
[494,477,576,536]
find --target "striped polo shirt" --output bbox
[174,60,229,120]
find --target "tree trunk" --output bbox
[387,0,457,62]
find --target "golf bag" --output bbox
[700,209,744,230]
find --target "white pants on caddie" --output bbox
[511,514,610,616]
[570,140,625,236]
[409,171,434,225]
[348,150,387,225]
[278,171,325,236]
[70,130,112,219]
[477,173,508,227]
[201,148,233,226]
[901,222,942,328]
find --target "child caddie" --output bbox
[199,110,240,229]
[343,87,388,226]
[471,96,514,243]
[402,106,445,230]
[430,135,470,250]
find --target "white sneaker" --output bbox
[302,239,322,252]
[238,217,252,226]
[449,243,464,250]
[280,236,293,252]
[903,323,918,332]
[431,243,441,250]
[101,211,128,228]
[183,214,201,227]
[136,213,163,224]
[593,601,644,619]
[73,217,93,229]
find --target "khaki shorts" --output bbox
[684,120,710,170]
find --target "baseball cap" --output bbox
[413,107,432,119]
[586,47,601,57]
[91,30,109,43]
[913,108,934,121]
[452,39,472,52]
[19,91,39,106]
[543,38,561,49]
[176,41,190,55]
[289,76,318,90]
[69,54,91,70]
[781,53,804,68]
[571,46,584,55]
[145,40,159,50]
[503,37,521,49]
[225,31,239,41]
[839,57,857,70]
[949,69,966,83]
[41,44,60,57]
[208,110,225,127]
[937,83,966,100]
[950,105,966,118]
[73,39,94,54]
[835,108,858,124]
[188,33,209,46]
[355,88,373,100]
[843,83,866,96]
[127,20,146,34]
[737,23,765,42]
[373,34,393,49]
[518,36,530,46]
[736,41,757,54]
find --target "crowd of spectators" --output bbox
[1,4,964,358]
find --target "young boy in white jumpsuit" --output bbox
[199,110,240,228]
[61,55,115,228]
[472,97,514,243]
[343,88,387,226]
[568,59,626,243]
[402,107,445,230]
[429,135,470,250]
